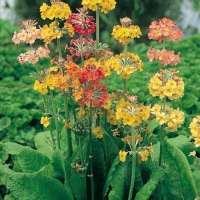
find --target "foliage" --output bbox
[0,0,200,199]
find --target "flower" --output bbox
[112,17,142,44]
[148,69,184,100]
[148,17,184,42]
[66,8,96,36]
[40,116,50,127]
[119,150,127,162]
[81,0,116,13]
[93,126,104,138]
[147,47,181,66]
[189,116,200,147]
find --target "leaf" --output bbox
[17,148,50,173]
[0,116,11,131]
[148,118,160,133]
[7,172,73,200]
[167,135,195,164]
[103,156,132,200]
[0,164,13,185]
[2,142,31,155]
[101,133,119,168]
[34,131,54,158]
[92,139,107,200]
[134,166,164,200]
[4,194,16,200]
[69,168,86,200]
[162,139,198,200]
[191,161,200,197]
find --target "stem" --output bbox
[64,94,72,157]
[50,90,61,149]
[79,137,87,200]
[159,97,166,166]
[124,44,128,93]
[80,35,84,65]
[128,127,136,200]
[89,103,94,200]
[95,5,100,61]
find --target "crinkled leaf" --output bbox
[134,166,164,200]
[103,156,132,200]
[163,139,198,200]
[34,131,53,158]
[93,139,106,199]
[0,116,11,131]
[7,172,73,200]
[2,142,30,155]
[0,164,13,185]
[17,148,50,173]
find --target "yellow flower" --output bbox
[40,116,50,127]
[119,150,127,162]
[139,150,149,162]
[93,126,104,138]
[78,107,85,118]
[151,104,161,114]
[155,112,166,125]
[189,151,196,157]
[102,99,111,109]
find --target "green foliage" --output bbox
[134,166,164,200]
[7,173,73,200]
[162,139,197,200]
[103,156,132,200]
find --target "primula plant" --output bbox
[0,1,199,200]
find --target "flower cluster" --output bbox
[189,116,200,147]
[12,20,41,45]
[104,53,143,79]
[93,126,105,138]
[148,17,184,42]
[65,38,96,59]
[66,8,96,36]
[81,0,116,14]
[152,104,184,132]
[40,1,71,20]
[148,69,184,100]
[112,17,142,44]
[147,47,181,66]
[18,45,50,65]
[115,98,150,126]
[74,63,109,107]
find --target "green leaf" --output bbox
[168,135,195,164]
[148,118,160,133]
[101,133,119,168]
[191,161,200,197]
[163,139,198,200]
[17,148,50,173]
[0,116,11,131]
[4,194,16,200]
[134,166,164,200]
[34,131,53,158]
[2,142,31,155]
[69,168,86,200]
[103,156,132,200]
[0,164,13,185]
[7,172,73,200]
[93,139,106,199]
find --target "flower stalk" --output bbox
[128,127,136,200]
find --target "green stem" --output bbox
[159,97,166,166]
[79,137,87,200]
[95,5,100,60]
[64,94,72,157]
[128,127,136,200]
[80,35,84,65]
[124,44,128,93]
[50,90,61,149]
[89,103,94,200]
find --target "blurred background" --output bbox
[1,0,200,44]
